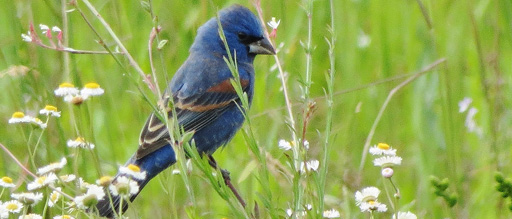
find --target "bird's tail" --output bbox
[95,172,152,218]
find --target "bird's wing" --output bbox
[135,78,250,160]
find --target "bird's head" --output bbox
[191,4,276,62]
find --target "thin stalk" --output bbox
[317,0,336,213]
[61,0,70,80]
[358,58,446,172]
[252,0,297,143]
[80,0,152,91]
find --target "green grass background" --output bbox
[1,0,511,218]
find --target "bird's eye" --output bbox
[237,32,249,41]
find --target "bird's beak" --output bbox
[249,37,276,55]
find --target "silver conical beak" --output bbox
[249,37,276,55]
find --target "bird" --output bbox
[95,4,275,217]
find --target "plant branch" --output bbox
[358,58,446,172]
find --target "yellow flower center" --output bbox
[75,137,85,143]
[62,215,72,219]
[59,82,75,88]
[2,176,13,183]
[5,203,19,210]
[127,164,141,172]
[34,118,42,123]
[84,82,100,89]
[98,176,113,186]
[51,192,59,201]
[377,143,390,150]
[368,200,375,205]
[44,105,58,112]
[12,112,25,118]
[37,176,47,184]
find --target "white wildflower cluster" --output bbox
[369,143,402,178]
[278,139,318,175]
[54,82,104,105]
[21,23,63,44]
[0,164,78,217]
[7,103,63,129]
[8,112,46,129]
[354,143,417,217]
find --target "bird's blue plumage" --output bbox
[96,4,274,217]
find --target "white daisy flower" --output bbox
[355,187,381,205]
[27,173,58,191]
[48,187,62,207]
[21,31,32,42]
[8,112,33,124]
[54,82,79,97]
[323,209,340,218]
[369,143,397,156]
[80,82,104,97]
[3,200,23,213]
[119,164,146,180]
[37,157,67,175]
[0,202,7,219]
[393,211,417,219]
[30,117,47,129]
[109,176,139,198]
[278,139,292,151]
[53,215,75,219]
[19,213,43,219]
[59,174,76,183]
[74,184,105,209]
[267,17,281,29]
[373,156,402,167]
[359,200,387,212]
[11,192,43,206]
[67,137,95,149]
[39,105,61,117]
[0,176,15,188]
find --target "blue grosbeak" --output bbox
[96,4,275,217]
